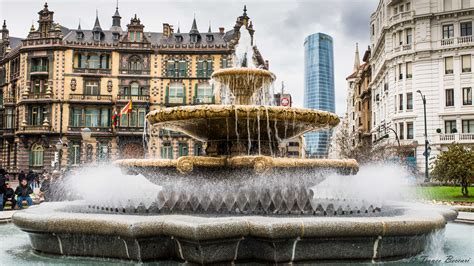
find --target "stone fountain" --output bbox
[12,9,457,264]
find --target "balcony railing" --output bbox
[3,97,15,104]
[441,36,473,47]
[21,125,52,133]
[73,68,111,75]
[159,129,187,138]
[438,133,474,143]
[403,44,412,51]
[69,94,113,102]
[193,96,215,104]
[165,96,186,105]
[30,65,48,73]
[119,69,151,75]
[68,126,112,133]
[23,92,50,100]
[389,11,414,24]
[117,95,150,102]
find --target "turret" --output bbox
[189,17,200,43]
[92,10,104,42]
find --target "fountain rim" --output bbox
[114,156,359,175]
[12,201,457,241]
[146,105,340,126]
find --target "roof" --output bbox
[9,37,23,49]
[63,29,230,47]
[346,62,368,80]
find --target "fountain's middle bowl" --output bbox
[146,105,339,144]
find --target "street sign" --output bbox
[281,97,290,107]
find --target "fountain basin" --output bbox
[13,202,457,263]
[146,105,339,146]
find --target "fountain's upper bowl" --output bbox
[211,68,276,105]
[146,105,339,143]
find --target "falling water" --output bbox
[246,109,251,155]
[256,109,261,155]
[265,106,273,156]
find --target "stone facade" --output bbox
[0,3,255,175]
[369,0,474,172]
[346,44,372,148]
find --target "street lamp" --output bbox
[55,140,64,171]
[416,90,429,182]
[80,128,92,164]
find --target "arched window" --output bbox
[30,144,44,167]
[129,56,142,71]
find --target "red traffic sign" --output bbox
[281,97,290,107]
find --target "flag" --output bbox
[120,100,133,115]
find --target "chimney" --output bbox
[163,23,171,38]
[219,27,225,34]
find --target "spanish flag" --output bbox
[120,100,133,115]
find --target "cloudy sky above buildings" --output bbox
[0,0,378,115]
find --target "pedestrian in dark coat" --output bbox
[3,183,16,210]
[26,170,36,189]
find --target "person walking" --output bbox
[15,179,33,209]
[0,169,6,211]
[39,173,54,202]
[3,183,16,210]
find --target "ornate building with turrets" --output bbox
[0,3,256,175]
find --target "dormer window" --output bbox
[190,35,198,43]
[76,31,84,40]
[175,35,183,43]
[206,34,214,42]
[112,32,120,41]
[129,31,141,42]
[93,32,101,42]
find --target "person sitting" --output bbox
[0,168,6,211]
[15,179,33,209]
[2,183,16,210]
[18,170,26,182]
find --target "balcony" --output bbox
[3,97,16,105]
[69,94,113,104]
[20,125,52,134]
[117,94,150,102]
[389,11,414,25]
[165,96,186,106]
[73,68,111,75]
[159,129,188,138]
[193,96,215,105]
[22,92,52,103]
[30,65,48,74]
[441,36,473,47]
[119,69,151,75]
[116,126,144,136]
[437,133,474,144]
[68,126,112,134]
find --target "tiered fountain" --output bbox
[12,9,456,264]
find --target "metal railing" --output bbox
[69,94,113,101]
[165,96,186,105]
[30,65,48,73]
[193,96,215,104]
[117,95,150,101]
[21,125,52,133]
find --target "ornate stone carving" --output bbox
[70,78,77,91]
[107,80,113,92]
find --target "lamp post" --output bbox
[55,140,63,171]
[80,128,92,164]
[416,90,429,182]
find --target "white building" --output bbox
[370,0,474,172]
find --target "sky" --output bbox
[0,0,378,115]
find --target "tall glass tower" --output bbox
[304,33,335,158]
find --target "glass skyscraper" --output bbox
[303,33,335,158]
